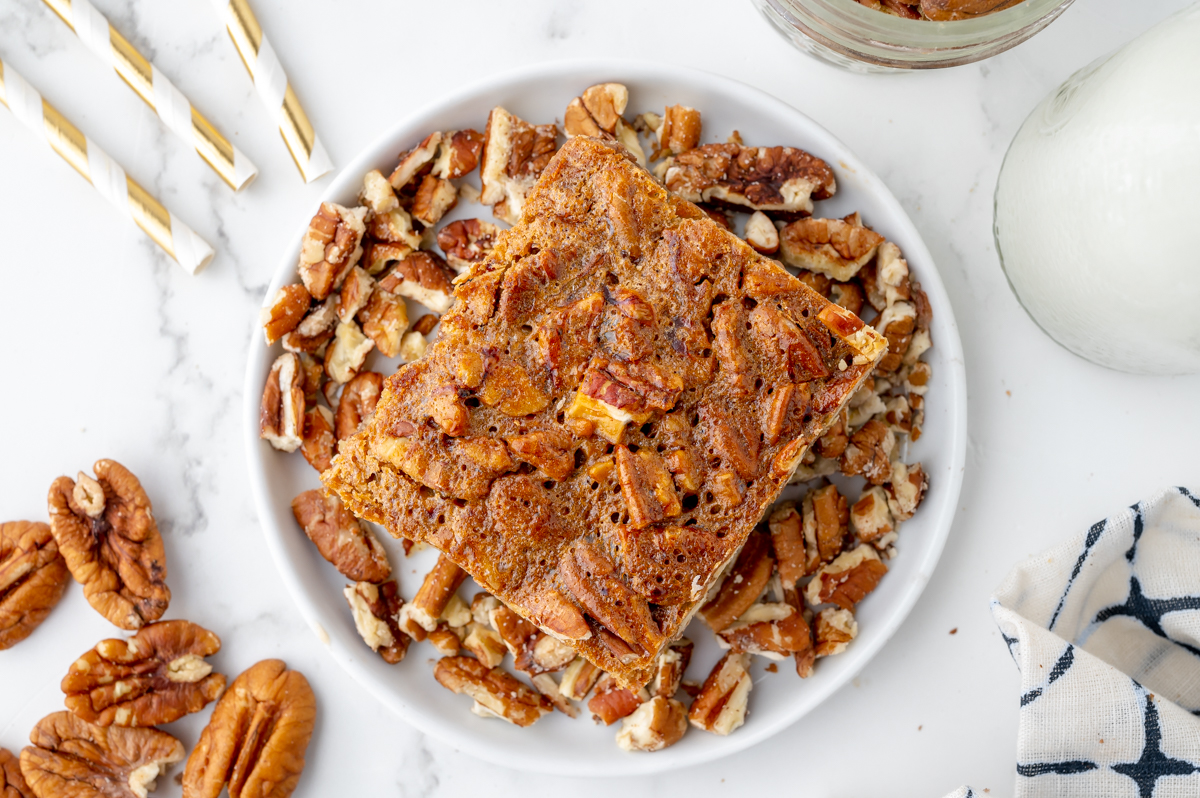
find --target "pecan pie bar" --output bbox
[324,136,886,689]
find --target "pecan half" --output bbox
[297,203,367,301]
[182,660,315,798]
[344,580,409,664]
[48,462,169,630]
[260,353,305,452]
[335,371,383,442]
[20,712,183,798]
[558,540,663,658]
[479,107,559,225]
[433,656,551,727]
[61,620,225,727]
[0,748,31,798]
[291,490,390,583]
[779,214,885,281]
[616,696,688,752]
[260,284,311,345]
[687,652,752,735]
[437,219,500,273]
[700,528,774,632]
[804,545,888,610]
[661,143,836,217]
[0,520,69,650]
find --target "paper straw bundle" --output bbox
[41,0,257,191]
[211,0,333,183]
[0,58,214,274]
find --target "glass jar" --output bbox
[752,0,1075,71]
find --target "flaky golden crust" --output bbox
[325,137,883,689]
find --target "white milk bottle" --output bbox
[994,4,1200,374]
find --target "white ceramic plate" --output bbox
[242,60,967,776]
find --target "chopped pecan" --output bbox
[851,486,896,550]
[397,554,466,641]
[358,287,409,359]
[335,372,383,442]
[743,210,780,254]
[885,462,928,521]
[839,419,895,485]
[324,321,374,384]
[61,620,225,727]
[48,462,169,630]
[410,175,458,227]
[461,622,506,669]
[477,358,551,417]
[437,219,500,273]
[564,83,628,137]
[650,105,701,160]
[813,607,857,657]
[427,624,462,656]
[710,301,752,395]
[804,545,888,610]
[875,241,913,307]
[559,657,602,702]
[299,406,335,473]
[767,502,806,589]
[359,169,398,214]
[431,129,484,180]
[344,580,409,664]
[649,638,693,699]
[182,660,315,798]
[606,524,722,605]
[0,748,31,798]
[490,604,575,675]
[710,469,746,510]
[569,358,683,443]
[433,656,551,727]
[588,674,647,725]
[259,353,305,452]
[559,540,663,657]
[662,143,836,217]
[280,298,336,354]
[875,301,917,373]
[336,266,375,323]
[377,251,456,314]
[805,484,849,564]
[616,696,688,752]
[700,528,774,632]
[20,712,183,798]
[687,652,752,735]
[291,490,390,583]
[479,107,558,225]
[530,672,579,718]
[367,206,422,250]
[830,280,865,317]
[779,215,885,281]
[388,132,441,192]
[902,360,932,397]
[506,428,576,481]
[261,284,311,345]
[716,602,813,660]
[362,242,411,285]
[411,313,439,336]
[884,395,912,435]
[298,203,367,301]
[615,447,681,528]
[0,520,68,651]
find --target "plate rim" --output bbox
[242,57,968,776]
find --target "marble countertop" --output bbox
[2,0,1197,795]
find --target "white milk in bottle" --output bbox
[994,5,1200,374]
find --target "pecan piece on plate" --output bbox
[300,406,336,473]
[0,748,31,798]
[0,521,69,651]
[813,607,858,657]
[687,652,752,735]
[743,210,779,254]
[344,580,409,664]
[779,214,885,282]
[397,554,466,641]
[61,620,225,727]
[588,673,648,726]
[280,298,336,355]
[336,266,375,323]
[700,528,774,632]
[291,490,390,583]
[20,711,183,798]
[851,486,896,551]
[660,143,836,218]
[183,660,315,798]
[564,83,628,138]
[433,656,552,727]
[804,544,888,610]
[559,657,602,702]
[479,107,559,225]
[648,104,701,160]
[840,418,896,485]
[489,604,575,676]
[410,175,458,227]
[649,638,693,699]
[335,372,383,442]
[432,129,485,180]
[803,483,850,565]
[358,287,409,359]
[885,462,929,521]
[377,251,456,315]
[324,320,374,384]
[436,219,500,273]
[389,132,442,192]
[47,462,169,630]
[260,284,311,345]
[260,353,305,452]
[615,695,688,752]
[297,203,367,301]
[716,602,813,661]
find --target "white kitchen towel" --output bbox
[951,486,1200,798]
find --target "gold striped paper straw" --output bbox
[211,0,332,183]
[41,0,257,191]
[0,58,214,275]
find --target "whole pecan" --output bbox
[183,660,315,798]
[19,711,184,798]
[0,748,32,798]
[47,461,169,630]
[61,620,226,727]
[0,521,69,650]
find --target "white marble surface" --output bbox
[1,0,1197,795]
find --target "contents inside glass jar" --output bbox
[856,0,1025,21]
